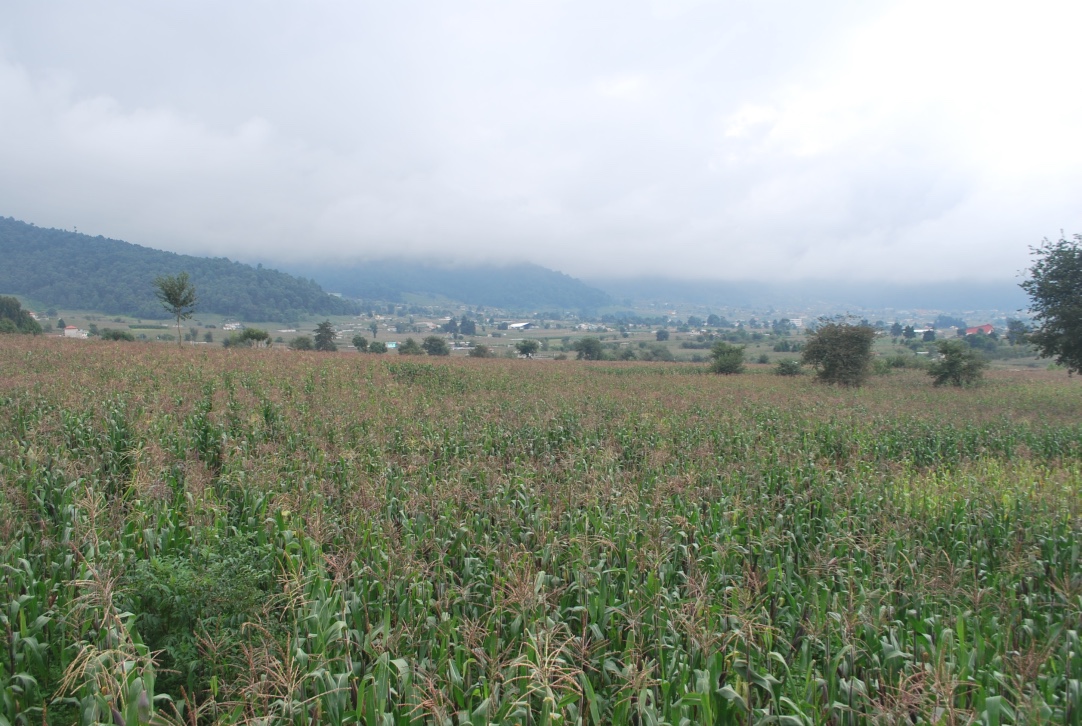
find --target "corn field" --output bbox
[1,338,1080,725]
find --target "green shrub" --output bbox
[775,359,803,376]
[928,339,987,387]
[709,341,745,374]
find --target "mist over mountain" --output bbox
[283,259,612,312]
[591,276,1030,314]
[0,217,357,321]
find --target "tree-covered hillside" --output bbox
[0,217,358,321]
[288,259,612,312]
[0,295,42,334]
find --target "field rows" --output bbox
[1,339,1080,724]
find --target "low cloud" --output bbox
[1,1,1080,281]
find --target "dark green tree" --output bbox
[802,319,877,386]
[1020,233,1082,373]
[928,339,987,387]
[573,337,603,360]
[57,318,66,329]
[922,330,936,342]
[655,329,670,341]
[1005,319,1029,346]
[154,272,198,347]
[468,344,493,358]
[289,335,313,350]
[902,325,916,340]
[422,336,451,356]
[0,296,42,334]
[709,341,746,374]
[515,339,540,358]
[369,321,379,338]
[314,320,337,352]
[398,338,424,355]
[368,341,387,354]
[352,335,369,352]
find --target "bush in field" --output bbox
[352,335,368,352]
[802,319,877,386]
[775,359,802,376]
[709,341,745,374]
[121,535,278,697]
[289,335,313,350]
[223,328,269,348]
[928,339,987,387]
[367,340,387,353]
[422,336,451,356]
[398,337,424,355]
[101,328,136,341]
[655,329,670,341]
[468,344,494,358]
[638,343,674,362]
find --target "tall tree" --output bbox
[314,320,337,352]
[1021,233,1082,373]
[154,272,197,347]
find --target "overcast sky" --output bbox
[2,1,1080,281]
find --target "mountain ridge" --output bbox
[282,259,612,312]
[0,217,358,321]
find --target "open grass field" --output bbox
[1,337,1080,725]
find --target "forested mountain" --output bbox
[0,217,358,321]
[286,259,612,312]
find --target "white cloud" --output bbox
[0,0,1080,281]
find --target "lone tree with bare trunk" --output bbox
[153,272,197,347]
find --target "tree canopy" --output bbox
[154,272,197,347]
[314,321,338,352]
[515,339,540,358]
[0,296,42,334]
[422,336,451,356]
[802,319,877,386]
[1021,233,1082,373]
[573,337,603,360]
